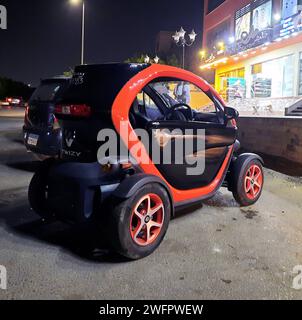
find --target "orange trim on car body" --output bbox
[111,64,234,203]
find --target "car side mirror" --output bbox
[224,106,239,121]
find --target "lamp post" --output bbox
[70,0,85,65]
[144,55,160,64]
[172,27,197,69]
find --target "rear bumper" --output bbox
[23,126,61,156]
[47,162,120,223]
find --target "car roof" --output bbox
[73,62,150,75]
[40,76,71,84]
[58,63,151,117]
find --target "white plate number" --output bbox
[27,134,39,146]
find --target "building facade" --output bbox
[201,0,302,115]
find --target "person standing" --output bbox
[174,82,191,105]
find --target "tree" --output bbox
[0,77,34,100]
[124,54,147,64]
[125,53,180,67]
[62,68,74,78]
[166,54,181,68]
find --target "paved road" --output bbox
[0,107,25,119]
[0,116,302,300]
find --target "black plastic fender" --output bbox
[227,153,264,191]
[112,173,174,216]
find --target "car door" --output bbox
[145,79,237,190]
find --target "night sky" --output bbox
[0,0,204,86]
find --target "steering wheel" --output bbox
[166,103,193,121]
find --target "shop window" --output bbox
[218,68,246,101]
[252,63,263,74]
[251,55,294,98]
[206,20,230,53]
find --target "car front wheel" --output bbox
[232,159,264,207]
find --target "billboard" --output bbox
[252,1,272,31]
[282,0,298,20]
[236,12,251,40]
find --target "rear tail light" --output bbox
[53,116,60,130]
[55,104,91,118]
[24,105,30,125]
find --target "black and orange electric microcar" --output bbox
[28,63,264,259]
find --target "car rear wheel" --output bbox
[232,159,264,207]
[107,183,171,260]
[28,160,54,220]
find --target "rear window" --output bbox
[30,81,68,102]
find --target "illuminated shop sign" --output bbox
[230,28,272,54]
[275,12,302,38]
[206,0,302,60]
[231,1,273,54]
[282,0,298,20]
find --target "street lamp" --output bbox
[144,55,160,64]
[70,0,85,65]
[154,56,160,64]
[172,27,197,69]
[144,55,150,64]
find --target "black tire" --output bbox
[106,183,171,260]
[232,159,264,207]
[28,160,54,220]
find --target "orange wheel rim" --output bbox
[244,164,263,200]
[130,193,164,246]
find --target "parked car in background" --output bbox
[23,76,70,158]
[1,97,25,108]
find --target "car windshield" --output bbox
[30,82,66,102]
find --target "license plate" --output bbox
[27,134,39,146]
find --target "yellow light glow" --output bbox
[217,42,225,52]
[200,57,229,70]
[199,50,206,58]
[70,0,82,6]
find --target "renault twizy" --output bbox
[28,63,264,260]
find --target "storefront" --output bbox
[201,0,302,115]
[214,41,301,102]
